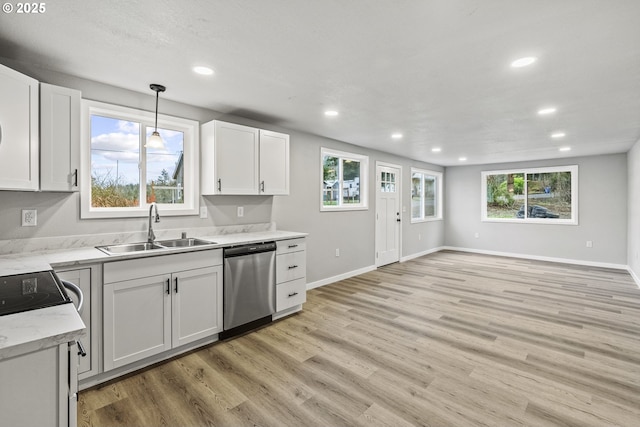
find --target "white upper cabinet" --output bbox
[259,129,290,195]
[0,63,39,191]
[201,120,289,195]
[40,83,81,192]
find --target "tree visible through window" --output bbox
[482,165,578,223]
[82,100,198,218]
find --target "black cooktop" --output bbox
[0,271,72,316]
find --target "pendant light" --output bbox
[146,83,166,149]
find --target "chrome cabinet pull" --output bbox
[288,292,298,297]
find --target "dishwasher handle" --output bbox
[224,241,277,258]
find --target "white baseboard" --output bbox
[400,246,446,263]
[442,246,629,271]
[306,265,377,290]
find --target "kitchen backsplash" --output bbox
[0,222,275,255]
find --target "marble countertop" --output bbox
[0,229,306,359]
[0,303,86,361]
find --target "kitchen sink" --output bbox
[156,238,216,248]
[96,242,165,255]
[97,238,216,255]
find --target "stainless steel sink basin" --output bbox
[96,242,165,255]
[97,238,216,255]
[156,238,216,247]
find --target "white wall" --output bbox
[628,139,640,283]
[444,154,628,266]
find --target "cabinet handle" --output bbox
[77,340,87,357]
[288,244,298,249]
[166,278,170,295]
[73,169,78,187]
[174,277,179,293]
[261,180,265,192]
[288,265,298,269]
[288,292,299,297]
[217,178,222,191]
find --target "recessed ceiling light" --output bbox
[551,132,566,139]
[459,157,467,162]
[538,107,557,115]
[511,56,537,68]
[559,146,571,152]
[391,133,403,139]
[431,147,441,153]
[193,66,214,75]
[324,110,339,117]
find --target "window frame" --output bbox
[411,168,443,223]
[320,147,369,211]
[481,165,578,225]
[80,100,200,219]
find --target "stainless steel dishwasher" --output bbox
[220,241,276,339]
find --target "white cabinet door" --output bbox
[172,265,223,347]
[56,268,93,376]
[0,64,39,191]
[259,129,289,195]
[213,121,259,194]
[103,275,172,371]
[0,344,69,427]
[40,83,81,192]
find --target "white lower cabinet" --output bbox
[103,250,222,371]
[56,267,96,378]
[0,344,73,427]
[275,238,307,313]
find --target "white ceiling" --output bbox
[1,0,639,166]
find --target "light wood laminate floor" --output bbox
[79,251,640,426]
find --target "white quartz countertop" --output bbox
[0,303,86,360]
[0,229,306,359]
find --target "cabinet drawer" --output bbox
[276,238,306,255]
[276,278,306,312]
[276,251,306,283]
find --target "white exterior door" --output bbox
[376,163,401,266]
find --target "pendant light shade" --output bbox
[145,83,166,149]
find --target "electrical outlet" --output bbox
[21,209,37,227]
[199,206,208,219]
[237,206,244,217]
[474,232,480,238]
[335,248,340,257]
[586,240,593,248]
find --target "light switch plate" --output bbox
[199,206,208,219]
[22,209,37,227]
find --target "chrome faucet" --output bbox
[147,202,160,243]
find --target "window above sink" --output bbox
[80,100,200,219]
